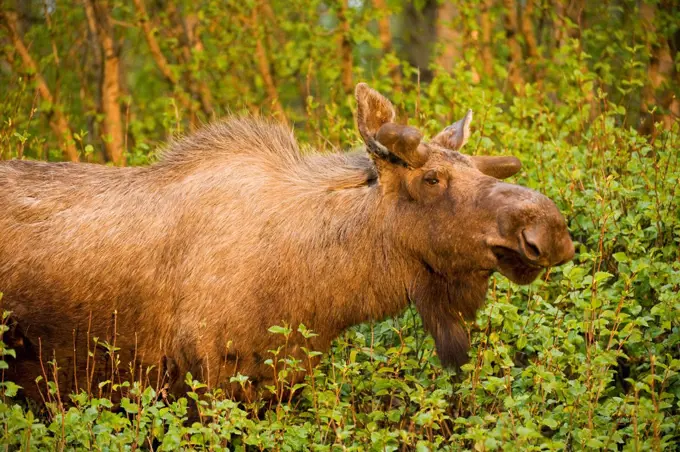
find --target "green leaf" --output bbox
[594,271,613,283]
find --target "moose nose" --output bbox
[519,228,543,263]
[555,234,576,265]
[519,225,575,267]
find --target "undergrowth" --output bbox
[1,92,679,449]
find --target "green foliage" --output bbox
[1,0,679,449]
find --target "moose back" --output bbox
[0,84,574,401]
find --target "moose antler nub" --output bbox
[376,123,427,168]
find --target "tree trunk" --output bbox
[85,0,126,166]
[372,0,401,88]
[401,0,438,82]
[520,0,538,60]
[1,10,79,162]
[250,5,288,125]
[479,0,494,78]
[177,10,215,117]
[435,1,461,73]
[520,0,542,87]
[131,0,194,114]
[373,0,393,53]
[502,0,525,93]
[640,1,680,135]
[337,0,354,94]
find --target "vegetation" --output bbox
[1,0,679,449]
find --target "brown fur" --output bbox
[0,85,574,402]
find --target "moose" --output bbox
[0,83,574,402]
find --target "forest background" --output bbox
[0,0,679,450]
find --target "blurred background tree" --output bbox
[1,0,678,164]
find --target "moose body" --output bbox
[0,84,574,402]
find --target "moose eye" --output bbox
[423,170,440,186]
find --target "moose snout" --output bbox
[518,224,575,268]
[491,183,576,270]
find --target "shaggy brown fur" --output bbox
[0,84,574,402]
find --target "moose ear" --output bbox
[355,83,427,168]
[432,109,473,151]
[355,82,396,143]
[470,155,522,179]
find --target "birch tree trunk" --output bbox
[435,1,461,73]
[1,11,79,162]
[85,0,126,166]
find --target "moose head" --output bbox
[355,83,575,366]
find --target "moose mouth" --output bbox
[491,246,546,285]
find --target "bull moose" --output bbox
[0,83,574,402]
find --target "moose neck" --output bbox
[286,173,493,365]
[285,182,418,341]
